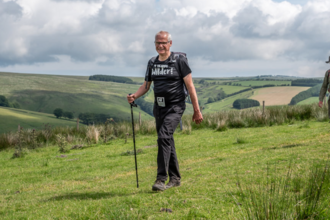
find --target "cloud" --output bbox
[0,0,329,77]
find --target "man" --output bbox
[318,56,330,119]
[127,31,203,191]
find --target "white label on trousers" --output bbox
[157,97,165,107]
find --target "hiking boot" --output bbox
[166,179,181,189]
[152,180,165,191]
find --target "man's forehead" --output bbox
[155,34,169,40]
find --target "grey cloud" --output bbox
[51,0,102,2]
[0,0,23,16]
[0,0,330,70]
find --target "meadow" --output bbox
[0,114,329,219]
[297,97,320,105]
[0,106,79,134]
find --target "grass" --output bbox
[297,97,320,105]
[0,120,329,219]
[0,72,153,122]
[0,106,79,133]
[203,90,253,112]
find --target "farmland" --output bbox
[250,86,310,106]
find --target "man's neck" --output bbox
[158,52,171,61]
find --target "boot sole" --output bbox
[152,186,165,191]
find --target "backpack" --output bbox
[145,52,189,98]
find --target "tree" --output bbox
[207,97,214,103]
[63,111,74,120]
[53,108,63,118]
[0,95,9,107]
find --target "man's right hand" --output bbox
[127,94,136,104]
[318,100,323,108]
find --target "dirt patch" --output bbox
[251,86,310,106]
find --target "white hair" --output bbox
[155,31,172,41]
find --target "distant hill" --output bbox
[0,72,153,123]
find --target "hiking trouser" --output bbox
[153,101,185,182]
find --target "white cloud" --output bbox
[0,0,329,77]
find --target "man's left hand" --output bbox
[192,110,203,124]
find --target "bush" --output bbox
[63,111,74,120]
[233,99,260,109]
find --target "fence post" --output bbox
[76,118,79,131]
[139,112,141,127]
[180,119,183,131]
[263,101,265,115]
[18,124,20,133]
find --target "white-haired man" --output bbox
[127,31,203,191]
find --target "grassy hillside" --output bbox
[203,90,253,112]
[0,72,153,122]
[297,97,320,105]
[0,120,329,219]
[0,106,79,133]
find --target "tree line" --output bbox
[233,99,260,109]
[0,95,20,109]
[289,84,322,105]
[53,108,74,119]
[78,113,119,125]
[291,79,322,87]
[89,75,136,84]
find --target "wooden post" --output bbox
[324,97,326,106]
[18,124,20,133]
[76,118,79,131]
[263,101,265,115]
[139,112,141,127]
[180,119,183,131]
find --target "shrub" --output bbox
[233,99,260,109]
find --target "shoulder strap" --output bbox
[170,52,189,97]
[145,56,158,89]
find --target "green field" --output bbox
[235,80,292,86]
[297,97,320,105]
[0,106,80,133]
[203,90,254,112]
[0,120,329,219]
[0,72,153,122]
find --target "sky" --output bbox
[0,0,329,78]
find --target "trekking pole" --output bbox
[129,94,139,188]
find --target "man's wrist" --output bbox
[194,109,200,113]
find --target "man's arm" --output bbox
[183,74,203,124]
[318,71,329,108]
[127,81,152,103]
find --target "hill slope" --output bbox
[0,106,79,133]
[0,72,153,122]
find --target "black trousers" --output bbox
[153,102,186,182]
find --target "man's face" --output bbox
[155,34,172,56]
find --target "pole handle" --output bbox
[128,93,138,107]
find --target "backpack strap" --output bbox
[145,56,158,89]
[170,52,189,97]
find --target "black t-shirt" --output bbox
[145,52,191,105]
